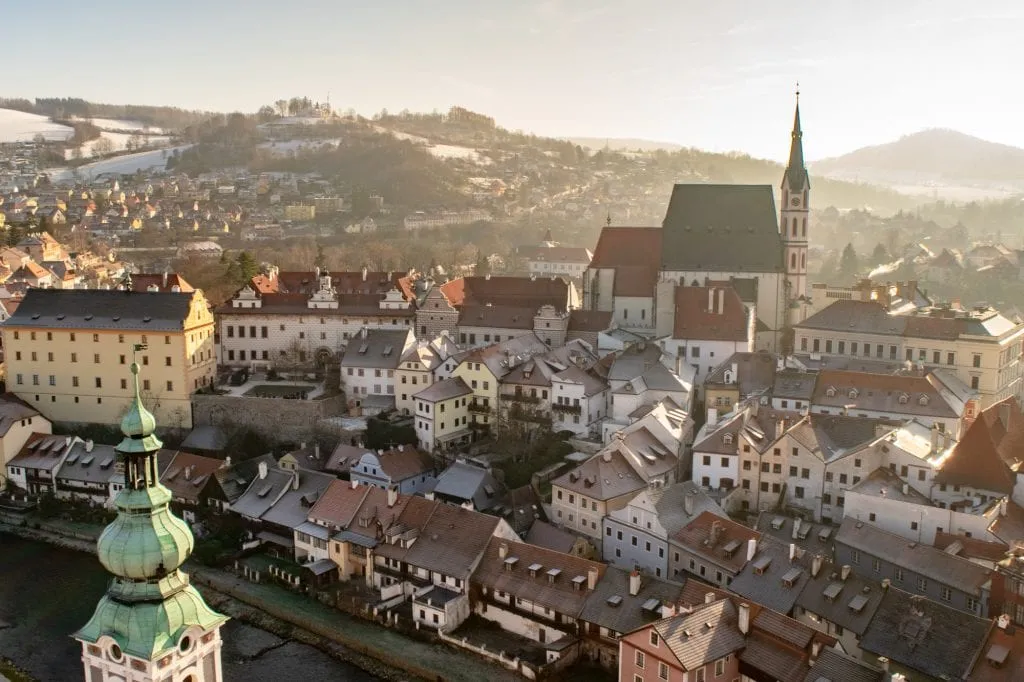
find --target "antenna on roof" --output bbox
[606,212,612,227]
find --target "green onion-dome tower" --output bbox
[75,346,227,681]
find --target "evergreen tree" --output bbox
[475,249,490,276]
[839,243,860,281]
[235,251,259,282]
[871,243,889,263]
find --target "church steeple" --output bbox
[75,345,227,681]
[781,86,810,314]
[783,88,809,192]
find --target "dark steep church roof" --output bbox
[784,102,810,191]
[660,184,783,273]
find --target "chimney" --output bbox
[351,479,359,489]
[362,327,368,339]
[361,266,368,282]
[292,471,300,490]
[387,486,398,508]
[902,483,909,495]
[789,543,797,563]
[314,443,321,460]
[708,287,715,312]
[684,491,694,516]
[707,407,718,427]
[223,456,231,468]
[162,271,168,288]
[882,578,891,591]
[398,444,404,452]
[811,640,822,659]
[792,518,802,540]
[738,603,750,635]
[942,430,951,450]
[602,449,612,462]
[841,564,851,581]
[930,425,939,452]
[776,418,785,440]
[184,465,193,481]
[258,461,268,479]
[731,361,738,381]
[998,613,1011,630]
[85,439,94,453]
[811,554,823,577]
[499,542,509,559]
[1001,497,1009,517]
[878,657,890,673]
[746,538,757,562]
[704,592,716,604]
[629,570,642,596]
[300,441,307,451]
[717,288,725,315]
[587,567,599,591]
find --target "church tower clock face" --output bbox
[790,197,800,207]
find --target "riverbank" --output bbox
[0,519,521,682]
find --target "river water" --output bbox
[0,533,377,682]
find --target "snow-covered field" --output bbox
[375,126,490,165]
[46,145,192,183]
[0,108,74,142]
[257,138,342,156]
[65,132,174,160]
[88,118,165,134]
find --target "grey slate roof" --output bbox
[525,520,578,554]
[339,328,411,369]
[9,433,71,472]
[404,503,501,580]
[433,461,504,511]
[646,481,728,536]
[859,588,992,681]
[794,560,884,638]
[56,442,119,486]
[578,567,682,635]
[728,537,812,615]
[661,184,783,273]
[230,467,294,520]
[2,288,198,330]
[0,393,41,437]
[179,425,228,453]
[215,454,277,504]
[835,517,992,595]
[260,469,336,530]
[413,376,471,403]
[788,414,890,463]
[802,647,884,682]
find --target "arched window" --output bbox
[801,252,806,268]
[641,309,646,320]
[802,218,807,237]
[791,253,797,269]
[792,217,798,236]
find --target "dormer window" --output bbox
[898,393,910,405]
[848,389,858,399]
[826,386,837,398]
[722,433,733,445]
[918,395,929,406]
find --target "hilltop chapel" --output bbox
[584,93,811,352]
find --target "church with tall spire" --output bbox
[75,344,227,682]
[584,89,814,351]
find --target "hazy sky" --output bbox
[9,0,1023,160]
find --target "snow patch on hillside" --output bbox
[45,145,192,183]
[0,109,74,142]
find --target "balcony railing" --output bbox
[504,392,542,404]
[551,402,582,414]
[468,401,491,414]
[507,405,552,425]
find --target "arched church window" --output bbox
[791,253,797,269]
[802,219,807,237]
[792,217,798,236]
[801,253,806,268]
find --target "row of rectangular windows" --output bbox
[15,375,175,391]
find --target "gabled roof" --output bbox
[835,517,993,595]
[650,599,746,671]
[230,466,294,520]
[812,369,960,418]
[307,479,372,529]
[433,461,504,510]
[977,397,1024,469]
[567,309,613,334]
[803,644,885,682]
[129,273,194,293]
[215,453,276,503]
[787,414,890,464]
[9,432,70,471]
[4,288,200,331]
[339,328,412,369]
[439,275,572,312]
[260,469,336,531]
[0,392,42,437]
[525,520,578,554]
[661,184,783,273]
[412,376,472,402]
[579,567,682,635]
[672,286,750,342]
[473,537,605,617]
[367,445,435,482]
[935,414,1017,494]
[794,559,885,638]
[671,511,761,574]
[403,503,502,579]
[728,537,812,615]
[589,226,662,298]
[160,451,226,504]
[859,588,992,681]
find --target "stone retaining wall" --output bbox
[191,393,347,443]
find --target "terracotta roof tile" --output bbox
[673,286,749,342]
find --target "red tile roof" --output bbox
[440,276,570,311]
[935,415,1016,493]
[977,397,1024,468]
[130,273,194,293]
[590,227,661,269]
[673,286,749,342]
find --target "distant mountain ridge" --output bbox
[813,129,1024,191]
